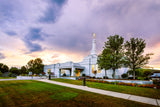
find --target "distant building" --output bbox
[150,73,160,80]
[43,34,128,78]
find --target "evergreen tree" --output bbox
[124,38,153,79]
[97,35,124,79]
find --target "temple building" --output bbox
[43,33,128,78]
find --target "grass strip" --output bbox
[52,78,160,99]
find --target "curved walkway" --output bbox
[37,79,160,106]
[0,79,18,81]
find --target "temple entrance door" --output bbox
[60,68,72,77]
[75,70,81,77]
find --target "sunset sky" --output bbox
[0,0,160,69]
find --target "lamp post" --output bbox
[82,74,86,86]
[48,70,51,80]
[83,77,86,86]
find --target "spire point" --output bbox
[93,33,95,39]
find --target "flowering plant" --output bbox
[47,70,51,75]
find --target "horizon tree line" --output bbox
[0,58,44,77]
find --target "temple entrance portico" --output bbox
[58,65,85,77]
[59,67,72,77]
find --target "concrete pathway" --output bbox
[0,78,42,81]
[37,79,160,106]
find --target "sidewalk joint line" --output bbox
[128,95,131,100]
[156,99,159,106]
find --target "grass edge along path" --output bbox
[0,77,16,79]
[38,79,159,106]
[51,78,160,99]
[0,80,155,107]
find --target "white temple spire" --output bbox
[91,33,96,55]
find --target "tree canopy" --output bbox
[124,38,153,79]
[27,58,44,74]
[9,67,20,75]
[0,63,9,73]
[20,66,27,74]
[97,35,125,79]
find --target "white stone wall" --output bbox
[43,49,128,78]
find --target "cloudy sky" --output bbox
[0,0,160,69]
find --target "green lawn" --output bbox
[0,77,16,79]
[0,80,155,107]
[52,78,160,99]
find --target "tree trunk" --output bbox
[133,68,135,79]
[105,69,107,79]
[112,68,115,79]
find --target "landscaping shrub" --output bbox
[144,77,149,80]
[153,80,160,86]
[12,73,17,77]
[74,70,78,74]
[86,76,90,78]
[143,70,152,77]
[128,77,137,79]
[97,77,102,79]
[84,78,158,89]
[137,84,154,88]
[63,73,66,76]
[82,73,85,77]
[0,71,2,76]
[8,72,12,77]
[137,77,145,80]
[93,70,97,77]
[121,73,128,79]
[42,72,46,76]
[103,76,108,79]
[21,74,25,76]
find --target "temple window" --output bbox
[92,65,94,73]
[61,69,65,74]
[98,68,101,73]
[95,64,98,71]
[48,69,51,72]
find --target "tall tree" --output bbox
[97,49,112,78]
[0,63,9,73]
[0,71,2,76]
[97,35,124,79]
[27,58,44,74]
[124,38,153,79]
[20,66,27,74]
[10,67,20,75]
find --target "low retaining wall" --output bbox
[60,77,76,80]
[104,80,153,85]
[17,76,46,79]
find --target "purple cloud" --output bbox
[5,31,17,36]
[0,0,160,67]
[39,0,67,23]
[23,28,44,52]
[0,53,5,60]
